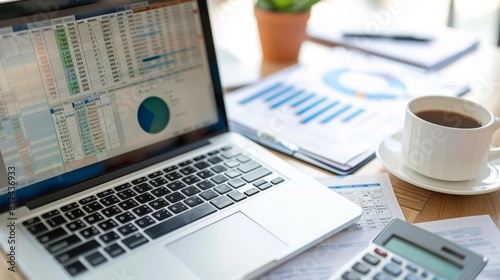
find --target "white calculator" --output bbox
[330,218,487,280]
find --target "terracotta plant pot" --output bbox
[254,7,310,62]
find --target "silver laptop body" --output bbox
[0,1,361,279]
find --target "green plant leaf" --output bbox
[255,0,320,12]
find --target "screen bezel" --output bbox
[0,0,228,211]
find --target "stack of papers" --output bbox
[307,25,479,70]
[225,48,469,174]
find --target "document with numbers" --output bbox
[261,173,405,279]
[416,215,500,279]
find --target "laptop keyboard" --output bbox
[22,146,285,276]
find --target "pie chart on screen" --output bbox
[137,97,170,134]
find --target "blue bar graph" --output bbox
[269,90,305,109]
[265,86,294,102]
[321,105,352,124]
[301,101,339,124]
[297,97,327,115]
[239,83,282,104]
[342,108,365,122]
[292,93,315,107]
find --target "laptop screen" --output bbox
[0,0,227,210]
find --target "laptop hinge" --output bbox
[25,139,211,210]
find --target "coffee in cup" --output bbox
[401,95,500,181]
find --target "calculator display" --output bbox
[385,235,462,279]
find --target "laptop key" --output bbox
[118,199,139,211]
[37,227,68,244]
[84,212,104,224]
[135,192,155,203]
[163,165,178,173]
[148,171,163,179]
[257,182,273,191]
[65,209,86,220]
[168,202,188,214]
[122,233,148,249]
[131,176,148,185]
[167,181,186,191]
[102,205,122,217]
[253,179,267,187]
[225,170,241,179]
[193,155,206,161]
[82,202,104,214]
[22,217,40,227]
[42,209,60,219]
[227,191,247,202]
[47,215,67,228]
[79,195,97,205]
[104,243,126,258]
[211,174,228,184]
[210,164,227,173]
[135,216,155,228]
[214,184,231,194]
[208,156,223,164]
[210,196,234,209]
[179,166,197,175]
[194,161,210,170]
[99,231,119,244]
[117,189,138,200]
[26,222,48,235]
[85,251,107,267]
[182,175,200,185]
[207,150,219,156]
[46,234,81,254]
[150,177,168,187]
[151,186,171,197]
[196,180,215,190]
[178,159,193,167]
[236,155,251,163]
[101,195,120,207]
[181,186,200,197]
[244,188,260,196]
[165,171,182,181]
[271,177,285,185]
[80,226,100,239]
[197,170,214,179]
[152,209,172,221]
[238,161,261,173]
[114,182,132,192]
[98,219,118,231]
[200,190,218,200]
[132,205,153,217]
[165,192,186,203]
[64,260,87,276]
[221,149,240,159]
[56,239,100,263]
[149,198,169,210]
[66,220,86,232]
[115,212,136,224]
[133,183,152,194]
[228,178,245,189]
[184,196,204,207]
[145,203,217,239]
[117,223,138,236]
[241,168,272,183]
[96,189,115,198]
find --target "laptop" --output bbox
[0,0,361,279]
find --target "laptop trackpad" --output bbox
[165,212,288,279]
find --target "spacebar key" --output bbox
[144,203,217,239]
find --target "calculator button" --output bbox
[374,247,388,257]
[406,263,418,272]
[352,262,370,275]
[391,256,402,264]
[373,272,392,280]
[383,263,402,276]
[362,253,380,265]
[405,274,423,280]
[341,271,361,280]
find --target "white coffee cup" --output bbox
[401,95,500,181]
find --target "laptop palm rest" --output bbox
[165,212,287,279]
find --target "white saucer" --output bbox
[376,132,500,195]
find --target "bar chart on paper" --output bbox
[225,48,469,172]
